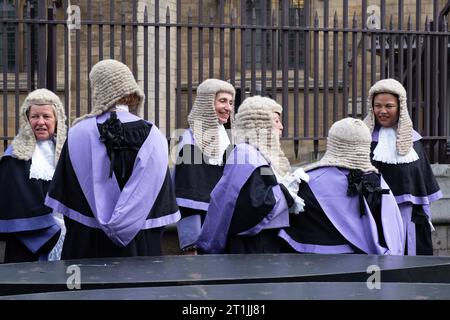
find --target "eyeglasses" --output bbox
[373,105,398,111]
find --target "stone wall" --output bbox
[1,0,447,153]
[432,225,450,256]
[63,0,178,134]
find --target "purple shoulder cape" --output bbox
[46,112,180,247]
[3,145,13,156]
[196,143,289,254]
[297,167,405,255]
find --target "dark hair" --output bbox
[116,93,141,113]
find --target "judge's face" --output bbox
[273,112,283,138]
[373,93,399,128]
[214,92,234,124]
[28,104,56,141]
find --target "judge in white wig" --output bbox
[173,78,236,254]
[0,89,67,263]
[196,96,307,254]
[45,59,180,259]
[364,78,442,255]
[279,118,405,255]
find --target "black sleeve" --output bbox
[228,166,278,235]
[179,206,206,221]
[147,168,179,220]
[285,182,350,246]
[371,140,440,197]
[174,144,225,203]
[0,156,51,220]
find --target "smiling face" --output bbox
[214,91,234,124]
[373,93,400,128]
[273,112,283,137]
[28,104,56,141]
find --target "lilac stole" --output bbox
[3,145,12,156]
[53,112,174,247]
[196,143,289,254]
[2,145,60,253]
[306,167,405,255]
[15,224,60,253]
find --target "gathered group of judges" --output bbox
[0,59,441,264]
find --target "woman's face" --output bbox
[28,104,56,141]
[273,112,283,137]
[373,93,399,128]
[214,92,234,124]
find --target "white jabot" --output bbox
[208,125,230,165]
[274,167,309,214]
[373,127,419,164]
[29,140,56,181]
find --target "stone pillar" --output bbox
[137,0,177,137]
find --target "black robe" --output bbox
[173,129,232,249]
[225,167,294,254]
[282,172,389,254]
[47,114,179,259]
[370,129,441,255]
[196,143,293,254]
[0,152,60,263]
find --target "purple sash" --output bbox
[196,143,289,253]
[3,145,13,156]
[307,167,405,255]
[59,112,177,247]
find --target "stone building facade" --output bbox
[1,1,448,149]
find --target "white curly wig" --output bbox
[234,96,291,177]
[363,78,413,156]
[11,88,67,162]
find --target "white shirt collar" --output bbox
[30,140,56,181]
[373,126,419,164]
[115,104,129,112]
